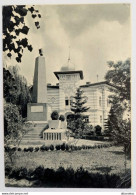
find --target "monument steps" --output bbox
[21,123,47,146]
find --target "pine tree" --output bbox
[70,87,90,136]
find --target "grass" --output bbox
[5,146,131,175]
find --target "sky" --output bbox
[4,4,131,86]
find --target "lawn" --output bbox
[6,146,131,175]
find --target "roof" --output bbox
[54,70,84,80]
[80,81,116,88]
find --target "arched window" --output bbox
[99,96,102,107]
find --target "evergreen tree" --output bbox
[70,87,90,136]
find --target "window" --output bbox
[85,116,89,123]
[65,96,69,106]
[99,96,102,107]
[100,115,102,123]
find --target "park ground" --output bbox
[5,145,130,175]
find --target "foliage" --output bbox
[3,66,31,117]
[5,165,127,188]
[50,145,54,151]
[59,115,65,121]
[3,5,41,62]
[4,102,23,146]
[95,125,102,136]
[51,110,59,120]
[105,59,131,156]
[70,87,90,136]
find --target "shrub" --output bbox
[61,143,66,151]
[65,144,70,151]
[82,145,86,150]
[7,166,123,188]
[51,110,59,120]
[28,147,33,152]
[95,125,102,136]
[56,145,61,150]
[17,147,22,151]
[50,145,54,151]
[59,115,65,121]
[40,145,46,152]
[24,148,28,152]
[35,147,39,152]
[45,146,49,151]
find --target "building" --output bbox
[27,51,114,130]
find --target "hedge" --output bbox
[5,165,130,188]
[4,143,115,153]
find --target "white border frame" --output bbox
[0,0,136,192]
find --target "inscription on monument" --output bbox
[31,106,43,112]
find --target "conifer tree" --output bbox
[70,87,90,136]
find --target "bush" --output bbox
[95,125,102,136]
[45,146,49,151]
[24,148,28,152]
[51,110,59,120]
[34,147,39,152]
[50,145,54,151]
[65,144,70,151]
[56,145,61,150]
[40,145,46,152]
[59,115,65,121]
[17,147,22,151]
[7,166,124,188]
[28,147,33,152]
[61,143,66,151]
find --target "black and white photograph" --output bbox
[2,3,131,188]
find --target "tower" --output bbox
[54,55,83,115]
[27,49,48,122]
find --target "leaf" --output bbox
[27,45,33,52]
[7,53,12,58]
[16,57,21,63]
[21,26,29,35]
[28,7,34,13]
[35,21,40,29]
[32,14,37,18]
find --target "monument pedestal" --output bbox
[27,103,48,122]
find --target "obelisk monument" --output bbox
[27,49,48,122]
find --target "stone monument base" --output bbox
[27,103,48,122]
[43,129,69,144]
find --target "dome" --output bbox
[60,58,75,71]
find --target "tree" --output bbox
[4,102,30,164]
[3,5,41,62]
[70,87,90,136]
[105,58,130,114]
[3,66,31,117]
[105,58,131,172]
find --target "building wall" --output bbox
[47,83,112,130]
[47,87,59,118]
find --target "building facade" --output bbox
[28,53,114,130]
